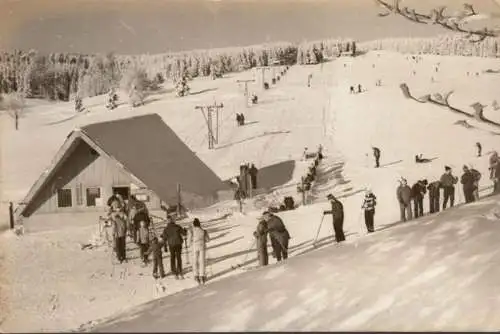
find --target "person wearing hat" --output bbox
[161,216,187,279]
[461,165,476,204]
[372,147,381,168]
[324,194,346,242]
[361,189,377,233]
[440,166,458,209]
[261,211,291,262]
[396,178,412,222]
[253,217,269,267]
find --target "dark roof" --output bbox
[81,114,229,203]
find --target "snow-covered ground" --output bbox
[92,197,500,332]
[1,50,500,332]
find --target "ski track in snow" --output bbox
[337,294,396,330]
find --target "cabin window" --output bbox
[57,188,72,208]
[86,187,101,207]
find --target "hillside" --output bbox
[92,195,500,332]
[1,50,500,331]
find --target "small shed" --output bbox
[17,113,229,220]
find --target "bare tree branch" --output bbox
[374,0,500,42]
[398,83,500,128]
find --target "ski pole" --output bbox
[234,239,256,268]
[313,214,326,245]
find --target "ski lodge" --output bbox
[16,113,230,221]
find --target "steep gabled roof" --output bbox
[80,114,228,203]
[18,114,228,216]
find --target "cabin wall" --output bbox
[22,139,162,217]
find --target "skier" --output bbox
[427,180,441,214]
[161,217,187,279]
[236,114,241,126]
[415,154,431,163]
[357,84,362,93]
[145,236,166,279]
[411,179,428,218]
[137,220,150,265]
[349,86,355,94]
[476,142,482,157]
[262,211,291,262]
[324,194,346,243]
[470,166,482,201]
[461,165,476,204]
[110,209,128,263]
[396,178,412,222]
[240,113,245,126]
[302,147,309,160]
[249,164,258,189]
[253,218,269,266]
[361,189,377,233]
[189,218,210,284]
[317,144,324,160]
[440,166,459,209]
[372,147,381,168]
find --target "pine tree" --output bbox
[106,88,118,110]
[75,95,84,113]
[175,68,190,97]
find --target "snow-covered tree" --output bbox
[120,66,148,107]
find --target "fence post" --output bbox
[9,202,15,229]
[301,177,306,206]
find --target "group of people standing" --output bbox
[106,192,211,285]
[396,163,485,223]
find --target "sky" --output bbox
[0,0,499,55]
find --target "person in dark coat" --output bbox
[236,113,242,126]
[372,147,381,168]
[411,179,428,218]
[262,211,291,262]
[111,210,128,263]
[476,142,482,157]
[440,166,458,209]
[324,194,346,242]
[396,178,412,222]
[427,180,441,214]
[249,164,258,189]
[253,219,269,266]
[145,236,166,279]
[161,217,187,279]
[461,165,476,204]
[470,167,481,201]
[361,189,377,233]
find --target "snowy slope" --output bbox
[1,50,500,332]
[92,196,500,332]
